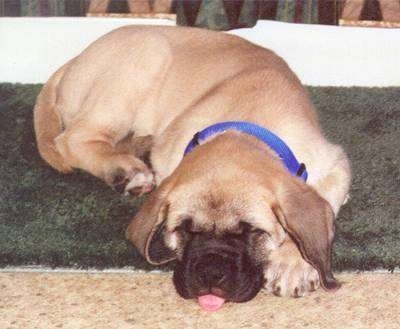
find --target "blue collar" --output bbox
[183,121,308,181]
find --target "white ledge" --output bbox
[0,265,398,274]
[0,17,399,86]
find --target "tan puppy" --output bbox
[34,26,351,303]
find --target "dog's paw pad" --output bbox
[124,172,155,197]
[111,169,130,193]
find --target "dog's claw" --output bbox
[273,285,281,296]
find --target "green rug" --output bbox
[0,84,399,271]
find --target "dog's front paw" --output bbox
[264,241,319,297]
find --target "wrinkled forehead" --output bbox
[166,183,278,233]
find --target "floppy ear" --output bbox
[125,178,176,265]
[273,181,340,290]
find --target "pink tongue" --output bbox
[198,294,226,311]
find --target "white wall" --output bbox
[0,17,399,86]
[231,21,400,87]
[0,17,175,84]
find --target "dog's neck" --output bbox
[183,122,307,181]
[175,130,296,191]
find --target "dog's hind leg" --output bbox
[54,122,155,196]
[115,134,154,168]
[34,62,73,173]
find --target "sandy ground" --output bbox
[0,271,398,329]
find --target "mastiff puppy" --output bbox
[34,25,351,309]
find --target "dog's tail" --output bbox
[34,64,72,173]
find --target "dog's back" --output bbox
[34,25,348,208]
[34,26,296,172]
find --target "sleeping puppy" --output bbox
[34,25,351,307]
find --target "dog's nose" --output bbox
[204,266,226,284]
[196,253,233,286]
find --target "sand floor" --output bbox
[1,271,399,329]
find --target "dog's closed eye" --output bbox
[238,221,270,237]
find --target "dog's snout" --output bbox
[198,266,226,286]
[196,253,235,286]
[173,233,265,302]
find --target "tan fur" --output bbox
[34,62,73,173]
[35,26,351,297]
